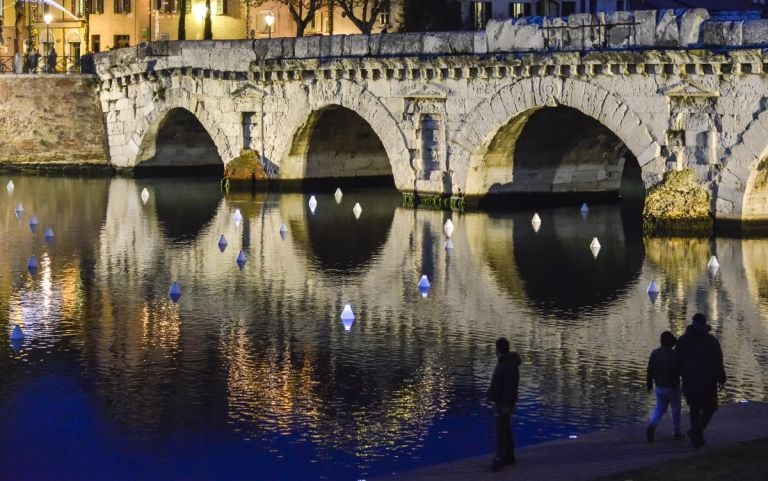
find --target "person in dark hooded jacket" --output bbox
[645,331,683,442]
[676,313,726,448]
[486,337,521,472]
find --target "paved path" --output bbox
[376,401,768,481]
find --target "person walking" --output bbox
[486,337,521,472]
[645,331,683,442]
[676,313,727,448]
[47,49,57,74]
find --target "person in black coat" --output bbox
[486,337,521,472]
[675,313,727,448]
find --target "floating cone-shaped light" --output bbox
[232,209,243,227]
[647,280,660,303]
[580,203,589,213]
[589,237,601,258]
[353,203,362,219]
[7,180,14,193]
[15,203,23,215]
[308,195,318,214]
[27,255,39,275]
[707,255,720,276]
[418,275,431,298]
[444,239,454,251]
[340,304,355,331]
[532,213,542,233]
[168,282,182,303]
[141,188,150,204]
[217,234,228,252]
[334,188,343,204]
[444,219,455,237]
[10,325,24,341]
[44,227,55,244]
[279,223,288,240]
[236,251,247,270]
[29,215,38,233]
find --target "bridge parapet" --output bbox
[96,9,768,80]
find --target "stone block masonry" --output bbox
[0,76,109,167]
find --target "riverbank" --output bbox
[375,401,768,481]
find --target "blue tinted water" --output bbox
[1,175,767,480]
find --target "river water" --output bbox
[1,175,767,480]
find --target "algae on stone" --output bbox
[643,169,712,232]
[224,150,267,182]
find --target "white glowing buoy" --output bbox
[444,219,455,237]
[532,213,542,232]
[308,195,318,214]
[236,250,247,270]
[279,223,288,234]
[580,203,589,213]
[353,202,362,219]
[334,188,343,204]
[444,239,454,251]
[168,282,181,303]
[141,188,150,204]
[15,203,23,214]
[340,304,355,331]
[6,180,14,193]
[707,256,719,269]
[589,237,601,258]
[10,325,24,341]
[232,209,243,225]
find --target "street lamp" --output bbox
[264,12,274,39]
[43,13,52,57]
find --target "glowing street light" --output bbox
[43,13,53,58]
[265,12,275,39]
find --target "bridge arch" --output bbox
[270,80,412,190]
[456,77,663,197]
[132,89,237,169]
[725,109,768,220]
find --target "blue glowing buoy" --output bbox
[168,282,182,303]
[10,325,24,341]
[44,227,55,244]
[218,234,228,252]
[29,215,38,233]
[236,250,247,270]
[647,280,660,303]
[418,275,431,298]
[27,255,38,275]
[15,203,23,219]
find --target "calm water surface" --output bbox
[1,175,767,481]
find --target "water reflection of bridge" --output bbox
[2,177,767,460]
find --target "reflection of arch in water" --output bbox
[471,206,644,317]
[286,190,401,273]
[151,179,224,241]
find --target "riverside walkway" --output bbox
[377,401,768,481]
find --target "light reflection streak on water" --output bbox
[2,176,768,478]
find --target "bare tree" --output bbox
[248,0,327,37]
[334,0,390,35]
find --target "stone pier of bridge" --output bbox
[94,8,768,222]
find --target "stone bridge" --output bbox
[95,8,768,221]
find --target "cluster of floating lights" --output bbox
[6,180,57,343]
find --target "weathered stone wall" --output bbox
[0,76,108,166]
[94,9,768,221]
